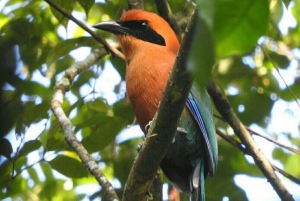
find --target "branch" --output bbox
[128,0,144,10]
[215,114,300,155]
[207,81,294,201]
[44,0,125,61]
[216,129,300,186]
[50,48,119,201]
[122,10,198,201]
[154,0,182,42]
[246,127,300,155]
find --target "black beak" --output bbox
[93,20,166,46]
[92,21,131,35]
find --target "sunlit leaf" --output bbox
[87,97,112,112]
[81,115,126,152]
[214,0,269,57]
[46,37,99,67]
[48,155,88,178]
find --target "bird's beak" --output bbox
[92,21,131,35]
[93,20,166,46]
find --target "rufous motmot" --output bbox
[93,9,218,201]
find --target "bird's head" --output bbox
[93,10,180,59]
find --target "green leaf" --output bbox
[196,0,215,30]
[78,0,94,16]
[81,116,126,152]
[46,37,99,67]
[18,140,42,158]
[87,97,112,112]
[22,102,50,126]
[282,0,292,8]
[40,161,55,182]
[49,0,74,28]
[27,167,40,183]
[214,0,269,57]
[189,14,215,88]
[266,51,290,69]
[0,138,13,159]
[48,155,88,178]
[228,91,274,126]
[270,0,283,26]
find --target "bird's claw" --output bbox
[145,120,153,133]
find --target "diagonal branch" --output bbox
[246,126,300,155]
[216,129,300,185]
[44,0,125,61]
[154,0,182,42]
[122,10,199,201]
[128,0,144,10]
[207,81,294,201]
[50,48,119,201]
[215,114,300,155]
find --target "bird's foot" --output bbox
[145,120,153,133]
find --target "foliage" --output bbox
[0,0,299,200]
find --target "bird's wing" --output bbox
[186,87,217,177]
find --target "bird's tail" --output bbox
[190,160,205,201]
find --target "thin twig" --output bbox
[246,126,300,155]
[44,0,125,61]
[260,44,300,108]
[50,48,119,201]
[215,114,300,156]
[216,129,300,186]
[272,164,300,185]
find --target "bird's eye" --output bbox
[140,21,149,31]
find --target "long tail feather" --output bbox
[190,159,205,201]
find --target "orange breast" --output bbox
[125,45,176,134]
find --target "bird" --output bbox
[93,9,218,201]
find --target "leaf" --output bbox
[189,13,215,88]
[48,155,88,178]
[17,140,42,158]
[46,37,98,67]
[81,115,126,153]
[282,0,292,8]
[27,167,40,183]
[214,0,269,57]
[196,0,215,30]
[49,0,74,28]
[78,0,94,16]
[228,91,274,126]
[40,161,55,182]
[0,138,13,159]
[86,97,112,112]
[270,0,284,26]
[22,102,50,126]
[266,51,290,69]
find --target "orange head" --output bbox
[93,10,179,60]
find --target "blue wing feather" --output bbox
[185,88,217,177]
